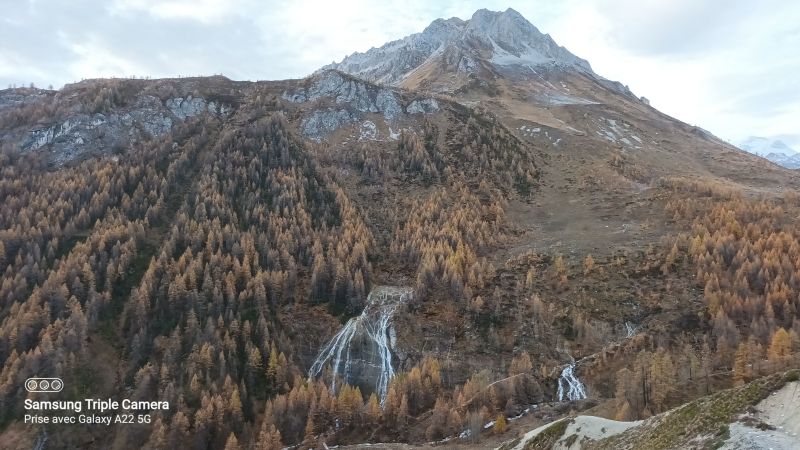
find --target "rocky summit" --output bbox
[323,9,591,84]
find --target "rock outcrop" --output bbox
[1,86,232,164]
[283,71,439,141]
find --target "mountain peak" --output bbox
[321,8,592,86]
[466,7,540,40]
[418,16,464,46]
[471,7,524,20]
[740,136,797,157]
[463,8,590,72]
[738,136,800,168]
[469,7,532,30]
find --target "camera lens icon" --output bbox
[25,378,63,393]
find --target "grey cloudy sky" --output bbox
[1,0,798,146]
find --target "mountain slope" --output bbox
[500,371,799,450]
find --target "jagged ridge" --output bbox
[321,8,592,86]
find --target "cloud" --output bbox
[108,0,246,23]
[65,35,148,80]
[537,0,800,143]
[587,0,753,56]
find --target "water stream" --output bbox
[625,321,639,338]
[554,319,640,402]
[556,363,587,401]
[308,286,412,404]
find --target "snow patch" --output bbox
[721,382,800,450]
[500,416,641,450]
[489,38,549,67]
[517,124,542,138]
[536,92,598,106]
[592,117,646,149]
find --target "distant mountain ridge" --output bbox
[739,136,800,169]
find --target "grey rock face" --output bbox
[375,89,402,120]
[165,95,232,120]
[166,95,208,119]
[130,95,174,136]
[286,71,439,141]
[457,55,477,73]
[6,89,231,164]
[301,109,355,142]
[20,109,169,164]
[407,98,439,114]
[207,101,231,117]
[468,8,592,71]
[320,17,466,85]
[284,71,392,116]
[0,88,53,111]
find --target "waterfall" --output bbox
[625,321,638,338]
[556,364,587,401]
[308,286,412,404]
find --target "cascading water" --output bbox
[553,320,640,403]
[625,321,639,338]
[308,286,412,404]
[556,364,587,401]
